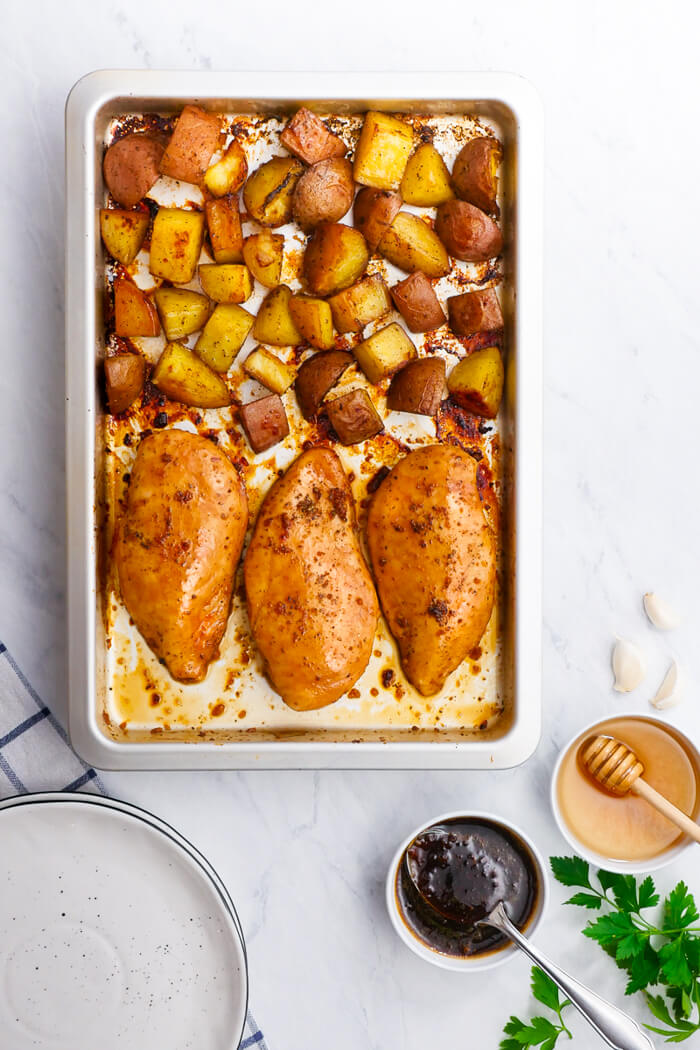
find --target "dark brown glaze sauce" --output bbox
[395,818,538,957]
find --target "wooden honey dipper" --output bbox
[579,735,700,845]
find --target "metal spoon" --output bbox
[479,902,654,1050]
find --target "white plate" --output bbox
[0,793,248,1050]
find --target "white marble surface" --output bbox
[2,1,700,1046]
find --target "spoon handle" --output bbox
[633,778,700,844]
[491,905,654,1050]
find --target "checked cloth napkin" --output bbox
[0,639,267,1050]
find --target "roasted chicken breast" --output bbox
[115,430,248,682]
[244,447,379,710]
[366,444,496,696]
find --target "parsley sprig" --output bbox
[500,967,572,1049]
[501,857,700,1046]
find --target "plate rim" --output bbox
[0,790,249,1050]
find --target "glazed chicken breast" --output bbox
[366,444,496,696]
[244,447,379,710]
[115,429,248,683]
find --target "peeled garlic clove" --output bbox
[643,592,681,630]
[612,638,646,692]
[650,660,684,710]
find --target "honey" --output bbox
[556,716,699,862]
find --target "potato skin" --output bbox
[104,354,146,414]
[280,108,346,166]
[447,287,503,337]
[435,199,503,262]
[387,357,445,417]
[294,350,353,419]
[447,346,504,418]
[103,132,166,208]
[378,212,451,277]
[353,187,402,250]
[159,105,222,185]
[390,272,446,333]
[292,157,354,231]
[239,394,289,453]
[326,388,384,445]
[113,279,160,338]
[303,224,369,297]
[452,137,502,215]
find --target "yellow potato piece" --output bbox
[353,322,416,384]
[242,232,284,288]
[203,140,248,197]
[153,288,210,341]
[151,342,230,407]
[195,304,254,373]
[253,286,303,346]
[353,111,414,190]
[400,143,455,206]
[198,263,253,303]
[100,209,149,265]
[289,296,334,350]
[328,276,391,334]
[378,212,450,278]
[243,157,303,227]
[243,347,296,394]
[447,346,504,418]
[149,208,205,284]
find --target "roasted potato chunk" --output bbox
[353,187,402,250]
[242,231,284,288]
[400,143,454,206]
[153,288,210,340]
[326,389,383,445]
[304,224,369,298]
[151,342,230,408]
[243,347,296,394]
[294,350,353,418]
[447,346,504,418]
[289,295,334,350]
[390,272,446,333]
[240,394,289,453]
[104,354,146,414]
[292,158,354,230]
[205,196,243,263]
[195,304,254,373]
[447,287,503,337]
[159,105,222,185]
[253,285,303,346]
[353,322,416,384]
[103,132,166,208]
[100,208,149,265]
[113,278,160,337]
[353,111,414,190]
[243,157,303,227]
[198,263,252,304]
[149,208,205,284]
[280,107,346,166]
[328,275,391,333]
[378,212,450,278]
[435,199,503,262]
[387,357,445,416]
[452,137,502,215]
[203,140,248,197]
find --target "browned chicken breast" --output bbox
[366,444,496,696]
[244,447,379,710]
[115,430,248,683]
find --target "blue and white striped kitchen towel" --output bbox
[0,639,267,1050]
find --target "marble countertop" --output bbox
[2,1,700,1046]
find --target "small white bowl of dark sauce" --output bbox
[386,811,548,972]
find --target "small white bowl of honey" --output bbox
[551,713,700,874]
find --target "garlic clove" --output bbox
[643,592,681,631]
[612,638,646,692]
[650,660,684,710]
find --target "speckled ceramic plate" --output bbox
[0,793,248,1050]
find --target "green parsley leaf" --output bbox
[531,968,564,1013]
[563,892,601,910]
[638,875,660,911]
[665,883,699,932]
[550,855,590,889]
